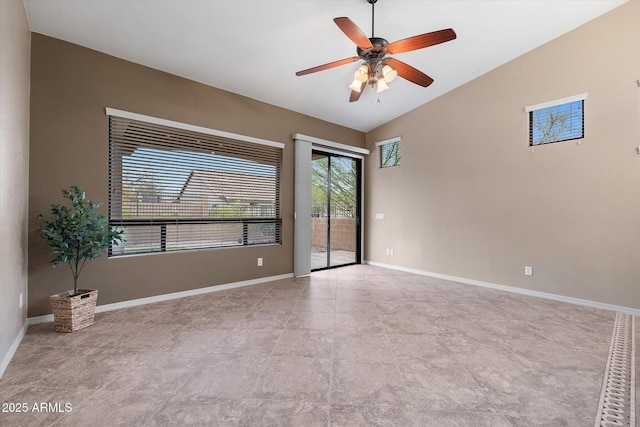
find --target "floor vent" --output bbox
[595,312,635,427]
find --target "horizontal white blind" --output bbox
[529,99,584,146]
[109,116,282,256]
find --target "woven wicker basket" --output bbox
[50,289,98,332]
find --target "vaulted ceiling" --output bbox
[23,0,626,132]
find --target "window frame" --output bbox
[106,108,283,257]
[525,93,587,146]
[375,137,401,168]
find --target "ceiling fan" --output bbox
[295,0,456,102]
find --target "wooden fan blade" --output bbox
[296,57,360,76]
[384,58,434,87]
[387,28,456,54]
[334,17,373,49]
[349,82,367,102]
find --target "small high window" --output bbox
[376,138,401,168]
[526,93,586,146]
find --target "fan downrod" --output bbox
[367,0,377,37]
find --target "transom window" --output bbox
[376,137,401,168]
[526,93,586,146]
[107,110,282,256]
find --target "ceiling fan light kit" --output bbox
[295,0,456,102]
[355,65,369,83]
[349,78,364,93]
[376,78,389,93]
[382,65,397,83]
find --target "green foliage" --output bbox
[209,204,247,218]
[381,141,400,168]
[312,156,357,210]
[39,186,124,296]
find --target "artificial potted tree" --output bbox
[39,185,124,332]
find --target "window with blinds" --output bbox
[376,138,401,168]
[108,114,282,256]
[526,94,585,146]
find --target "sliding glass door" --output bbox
[311,151,361,270]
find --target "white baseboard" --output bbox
[28,273,294,326]
[0,321,28,379]
[365,260,640,316]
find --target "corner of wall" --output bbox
[0,0,31,378]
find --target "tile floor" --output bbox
[0,264,635,426]
[310,250,356,270]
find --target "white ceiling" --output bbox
[23,0,626,132]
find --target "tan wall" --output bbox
[29,34,364,316]
[365,1,640,310]
[0,0,31,371]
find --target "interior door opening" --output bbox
[311,151,361,271]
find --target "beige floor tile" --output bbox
[335,299,376,314]
[331,359,409,407]
[102,323,184,351]
[253,296,297,313]
[236,310,291,330]
[43,348,140,390]
[287,311,336,330]
[253,356,331,402]
[0,265,627,425]
[158,326,228,353]
[333,332,395,362]
[334,313,385,334]
[0,345,97,387]
[399,355,498,412]
[329,404,418,427]
[184,309,249,330]
[294,298,336,313]
[177,353,265,399]
[336,288,373,300]
[216,328,283,355]
[302,284,337,299]
[272,329,334,358]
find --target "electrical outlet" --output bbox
[389,249,394,256]
[257,257,263,267]
[524,266,533,276]
[385,248,390,255]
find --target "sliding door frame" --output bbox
[293,134,369,277]
[311,149,362,271]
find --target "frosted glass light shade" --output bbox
[382,65,397,82]
[354,65,369,83]
[376,78,389,93]
[349,79,363,92]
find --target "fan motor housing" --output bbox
[357,37,389,61]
